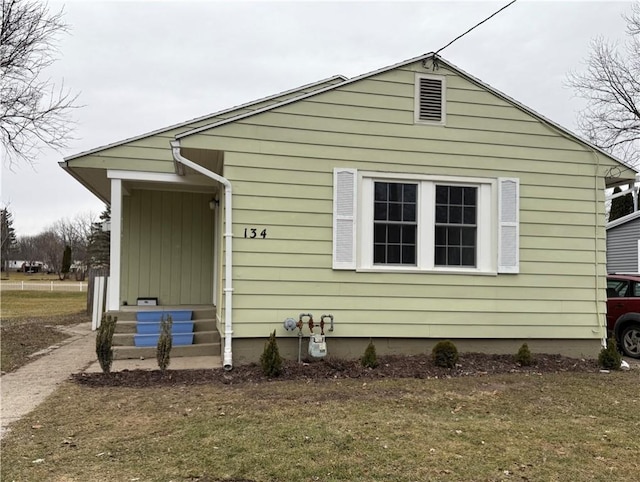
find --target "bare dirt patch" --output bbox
[73,353,599,388]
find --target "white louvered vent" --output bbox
[418,77,443,122]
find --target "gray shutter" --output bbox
[333,168,357,270]
[498,177,519,273]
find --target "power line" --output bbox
[435,0,519,56]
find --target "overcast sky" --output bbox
[0,0,635,236]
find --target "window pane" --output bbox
[448,247,461,265]
[374,244,386,264]
[389,203,402,221]
[463,207,476,225]
[435,205,447,223]
[374,182,387,201]
[404,184,417,202]
[435,226,446,245]
[463,187,476,205]
[388,184,402,201]
[387,245,400,264]
[461,227,475,246]
[374,202,386,221]
[374,223,387,243]
[450,187,463,204]
[462,247,475,266]
[435,247,446,265]
[449,206,462,224]
[436,186,448,204]
[402,245,416,264]
[402,225,416,244]
[447,226,461,245]
[388,224,401,243]
[403,203,416,222]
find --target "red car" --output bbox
[606,274,640,358]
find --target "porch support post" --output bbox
[107,177,122,311]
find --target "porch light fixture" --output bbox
[209,199,218,210]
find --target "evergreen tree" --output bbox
[609,186,635,222]
[87,207,110,269]
[61,245,72,278]
[1,207,17,275]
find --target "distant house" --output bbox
[607,211,640,273]
[61,53,637,368]
[5,260,46,273]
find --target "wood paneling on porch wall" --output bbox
[121,190,214,305]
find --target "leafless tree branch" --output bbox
[0,0,80,169]
[567,2,640,166]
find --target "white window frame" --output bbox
[358,172,497,274]
[414,73,446,126]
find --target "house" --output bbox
[607,210,640,274]
[61,53,637,369]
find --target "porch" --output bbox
[107,305,221,360]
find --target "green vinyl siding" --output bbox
[180,60,619,341]
[121,190,214,305]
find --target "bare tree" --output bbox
[34,229,63,278]
[567,3,640,166]
[52,212,94,280]
[1,0,79,168]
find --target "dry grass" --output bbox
[1,290,86,320]
[1,271,65,281]
[0,291,89,372]
[2,372,639,481]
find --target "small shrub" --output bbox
[156,314,173,372]
[598,337,622,370]
[515,343,533,366]
[361,339,378,368]
[260,330,283,377]
[95,314,117,374]
[432,340,459,368]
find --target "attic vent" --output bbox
[414,74,445,124]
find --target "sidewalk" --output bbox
[0,323,220,439]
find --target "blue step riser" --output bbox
[136,322,194,334]
[134,334,194,347]
[136,311,193,322]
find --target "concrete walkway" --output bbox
[0,322,220,439]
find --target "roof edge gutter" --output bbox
[170,140,234,371]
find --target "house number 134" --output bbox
[244,228,267,239]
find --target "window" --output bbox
[373,182,417,265]
[414,73,445,125]
[434,185,477,267]
[333,169,519,274]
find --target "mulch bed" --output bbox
[72,353,600,388]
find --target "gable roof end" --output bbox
[175,53,635,175]
[62,75,347,162]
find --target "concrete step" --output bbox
[113,342,220,359]
[113,330,220,346]
[108,306,216,322]
[114,319,217,334]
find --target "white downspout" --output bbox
[170,140,234,370]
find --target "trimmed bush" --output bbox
[95,314,117,374]
[598,337,622,370]
[432,340,459,368]
[156,314,173,372]
[515,343,533,366]
[260,330,283,377]
[361,339,378,369]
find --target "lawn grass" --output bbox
[0,291,89,372]
[1,290,87,320]
[2,372,639,481]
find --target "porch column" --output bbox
[107,178,122,311]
